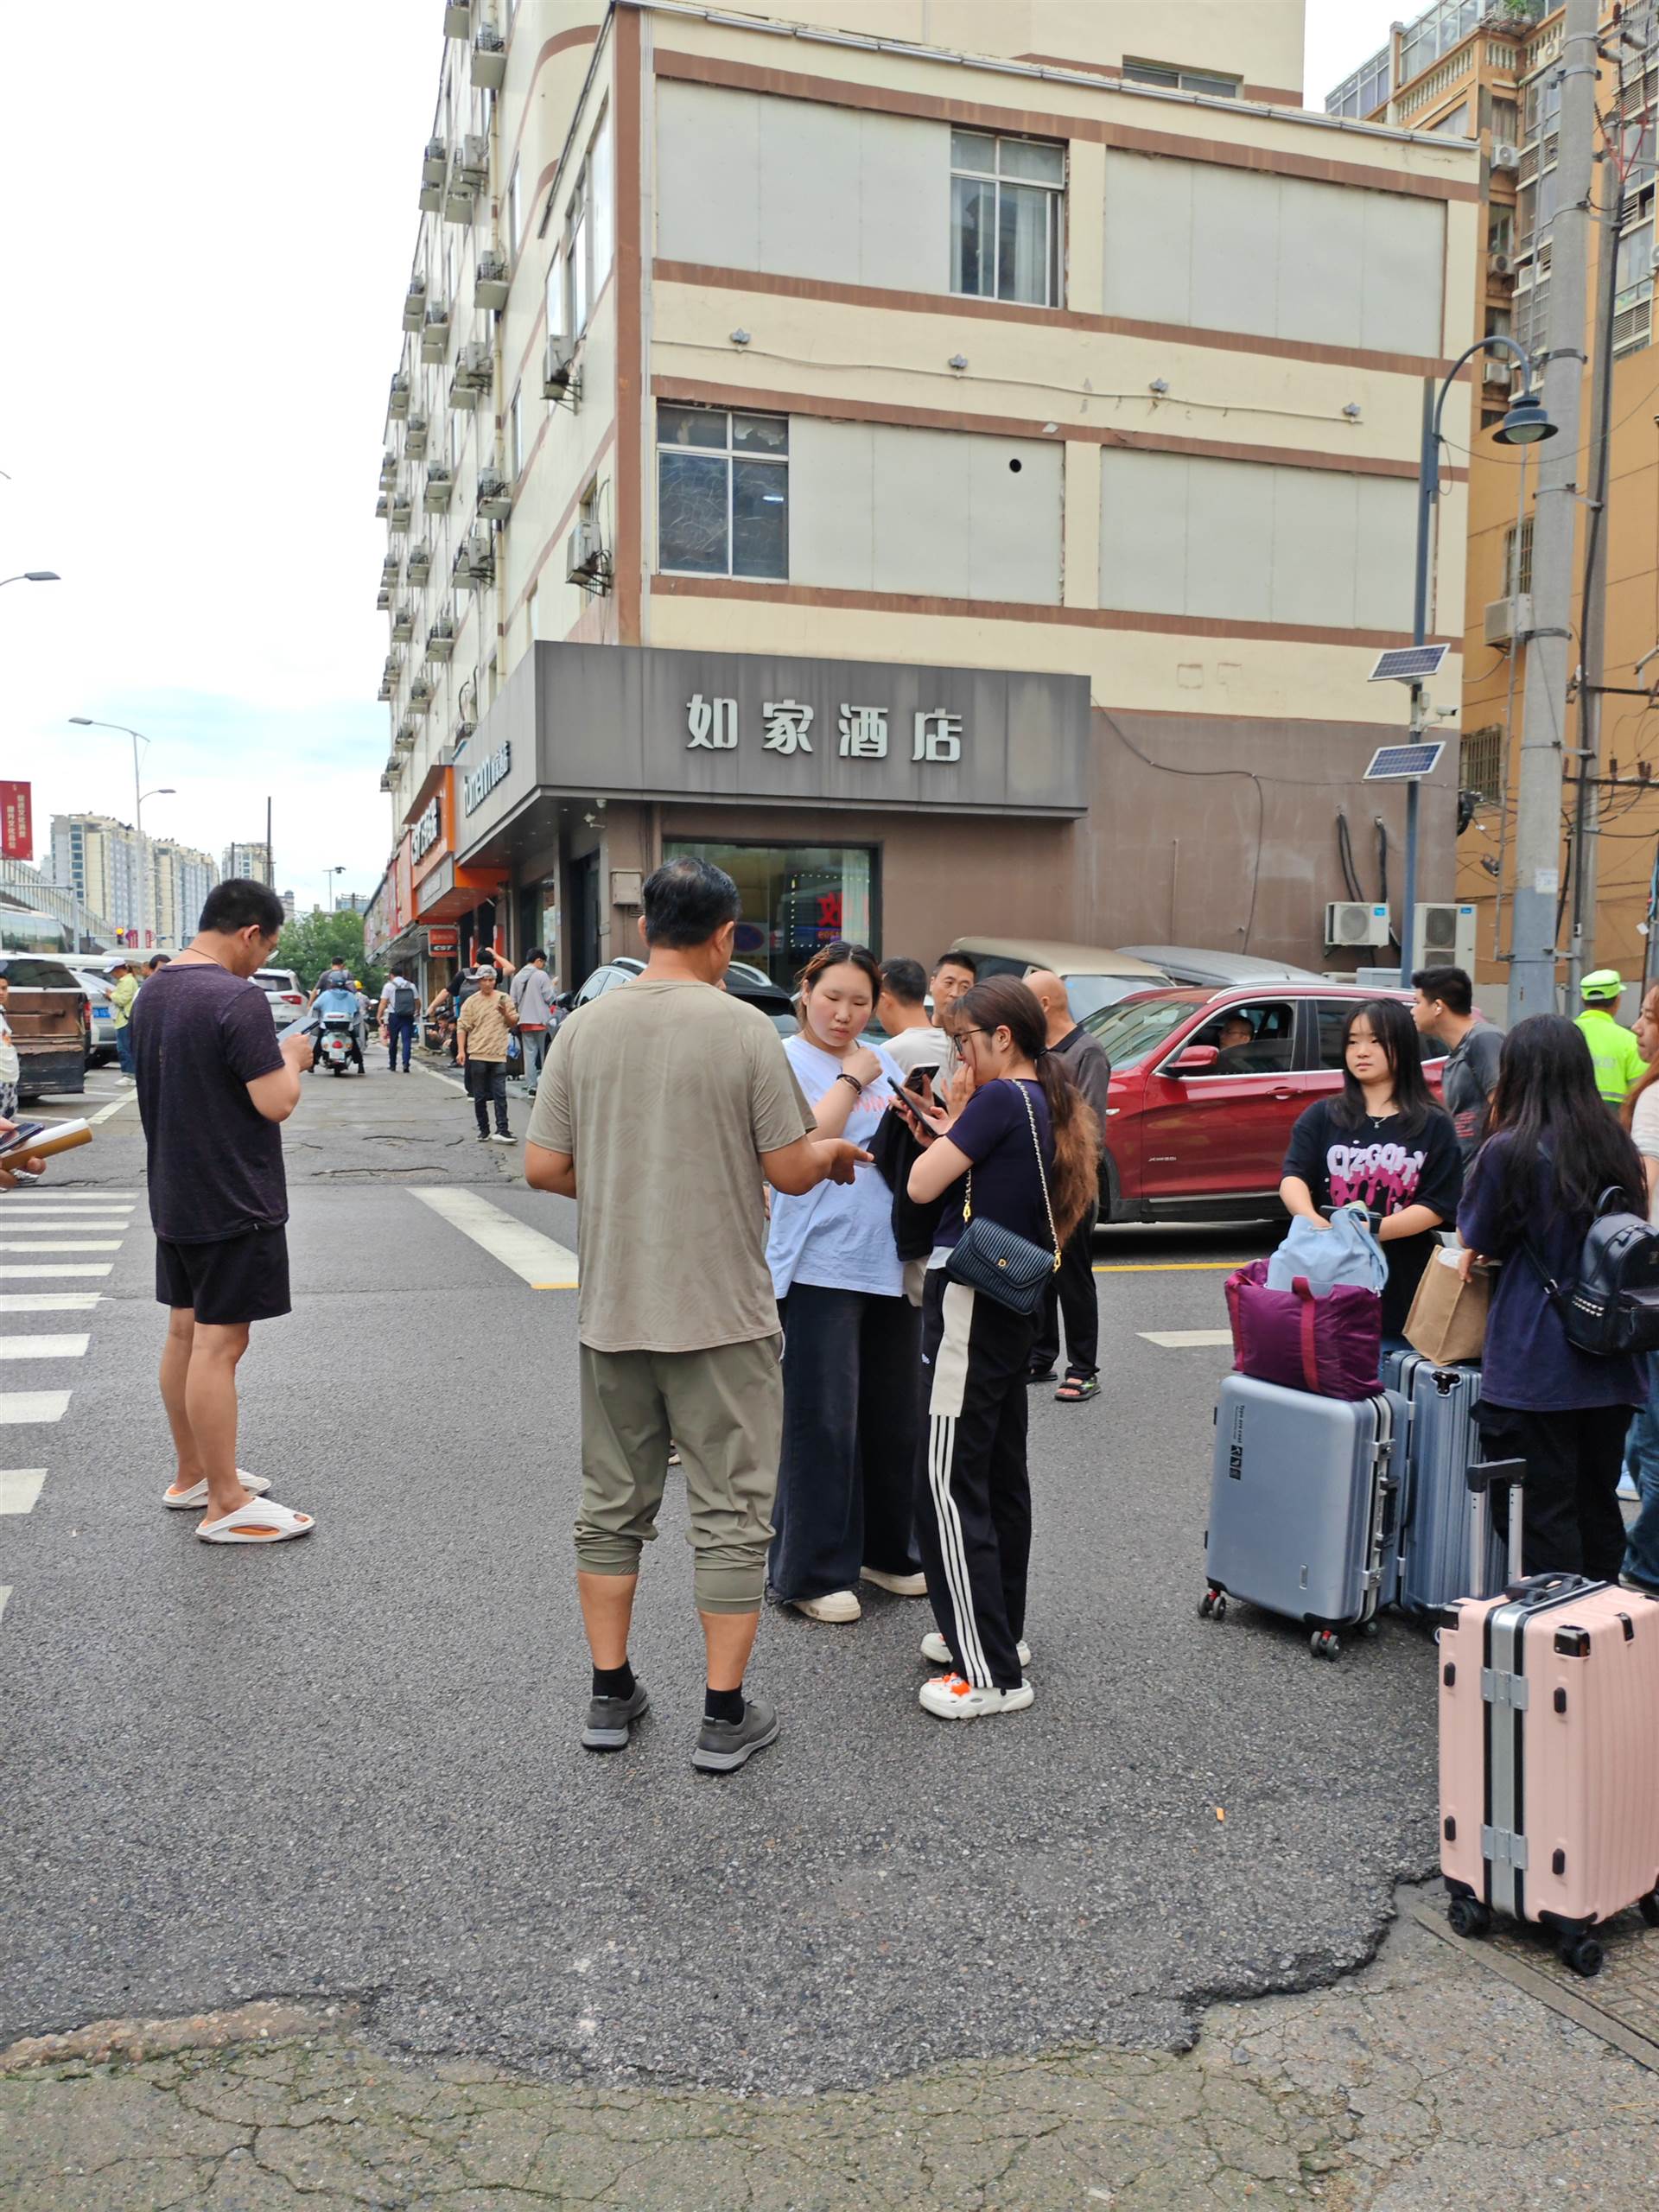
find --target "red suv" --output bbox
[1083,984,1447,1224]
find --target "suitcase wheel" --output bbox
[1310,1629,1340,1662]
[1198,1589,1227,1622]
[1639,1891,1659,1929]
[1560,1934,1605,1979]
[1446,1895,1491,1940]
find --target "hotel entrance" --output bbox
[664,841,876,987]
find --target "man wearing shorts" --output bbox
[131,877,315,1545]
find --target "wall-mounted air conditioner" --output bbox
[1491,142,1521,173]
[1409,902,1477,974]
[1484,593,1535,646]
[1325,901,1391,950]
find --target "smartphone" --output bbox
[0,1122,47,1157]
[0,1119,92,1163]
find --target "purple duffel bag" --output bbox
[1224,1261,1382,1402]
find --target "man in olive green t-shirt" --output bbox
[526,857,868,1773]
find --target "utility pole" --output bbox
[1510,0,1600,1023]
[1567,22,1628,997]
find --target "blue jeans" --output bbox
[385,1011,415,1069]
[114,1026,133,1076]
[1624,1356,1659,1591]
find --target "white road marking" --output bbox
[6,1190,139,1198]
[409,1185,579,1288]
[0,1336,88,1360]
[87,1093,137,1126]
[1138,1329,1236,1349]
[0,1588,10,1624]
[0,1211,131,1222]
[0,1470,45,1514]
[0,1294,101,1313]
[0,1241,123,1253]
[0,1266,112,1279]
[0,1392,72,1424]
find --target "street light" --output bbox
[68,716,169,953]
[323,865,346,913]
[1399,337,1558,982]
[0,571,60,586]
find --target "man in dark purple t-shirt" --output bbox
[130,879,315,1546]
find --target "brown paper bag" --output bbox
[1403,1244,1490,1364]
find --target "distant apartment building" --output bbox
[365,0,1479,991]
[149,839,219,949]
[223,842,272,884]
[282,887,297,923]
[50,815,216,947]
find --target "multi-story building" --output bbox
[222,842,272,885]
[149,839,218,950]
[51,815,217,947]
[281,888,297,924]
[367,0,1480,994]
[1332,0,1659,994]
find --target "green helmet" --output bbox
[1580,968,1624,1003]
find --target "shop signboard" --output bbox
[0,781,32,861]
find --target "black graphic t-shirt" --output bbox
[1281,1099,1464,1336]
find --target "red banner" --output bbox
[0,781,31,861]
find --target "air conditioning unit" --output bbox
[1409,902,1477,974]
[459,133,490,184]
[443,3,471,37]
[463,529,494,582]
[1492,141,1522,173]
[1483,357,1512,387]
[543,335,580,404]
[1325,901,1391,950]
[477,467,512,520]
[475,248,510,312]
[472,23,507,91]
[1484,592,1535,646]
[402,279,427,334]
[1488,251,1516,277]
[567,521,611,589]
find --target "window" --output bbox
[1430,101,1471,137]
[1488,208,1514,257]
[1178,1001,1295,1077]
[507,159,522,254]
[1123,58,1241,98]
[1492,97,1519,144]
[546,248,564,343]
[664,841,874,986]
[950,130,1064,308]
[563,168,589,338]
[1460,725,1503,805]
[508,384,523,479]
[589,106,613,294]
[1503,516,1534,596]
[558,112,612,340]
[1326,46,1389,120]
[657,404,787,579]
[1314,1001,1364,1074]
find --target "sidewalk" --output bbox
[6,1887,1656,2210]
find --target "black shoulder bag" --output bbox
[944,1081,1060,1315]
[1520,1185,1659,1357]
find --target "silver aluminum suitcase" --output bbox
[1384,1351,1506,1614]
[1203,1372,1403,1660]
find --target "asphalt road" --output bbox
[0,1058,1446,2095]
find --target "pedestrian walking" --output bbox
[108,957,139,1077]
[1280,998,1462,1355]
[378,965,420,1072]
[1458,1014,1648,1579]
[130,879,315,1545]
[767,941,925,1625]
[899,977,1100,1720]
[1575,969,1644,1109]
[1412,965,1503,1165]
[456,963,518,1141]
[1022,969,1110,1402]
[0,976,18,1122]
[876,957,948,1083]
[510,949,558,1083]
[1618,983,1659,1594]
[524,856,868,1770]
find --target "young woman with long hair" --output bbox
[1459,1014,1649,1579]
[1280,997,1462,1348]
[899,977,1099,1719]
[1616,983,1659,1593]
[766,942,925,1624]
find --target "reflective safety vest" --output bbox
[1575,1007,1646,1108]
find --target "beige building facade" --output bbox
[368,1,1480,989]
[50,815,216,949]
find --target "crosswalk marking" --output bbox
[1139,1329,1236,1349]
[0,1336,88,1361]
[0,1241,123,1253]
[4,1192,139,1203]
[0,1294,101,1313]
[0,1393,72,1425]
[0,1470,45,1514]
[0,1209,134,1221]
[0,1266,112,1279]
[409,1186,579,1289]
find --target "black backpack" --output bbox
[1523,1188,1659,1356]
[388,978,416,1017]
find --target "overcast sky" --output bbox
[2,2,1402,919]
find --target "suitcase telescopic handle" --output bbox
[1465,1459,1527,1595]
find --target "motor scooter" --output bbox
[319,1014,361,1076]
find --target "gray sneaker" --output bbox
[581,1681,650,1752]
[692,1694,780,1774]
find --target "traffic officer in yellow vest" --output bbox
[1575,969,1646,1109]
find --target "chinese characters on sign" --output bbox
[0,781,32,861]
[686,699,965,763]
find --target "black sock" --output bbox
[704,1685,745,1726]
[592,1661,635,1700]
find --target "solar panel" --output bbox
[1363,742,1446,781]
[1369,645,1450,683]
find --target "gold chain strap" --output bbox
[962,1080,1062,1270]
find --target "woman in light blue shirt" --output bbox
[767,942,925,1624]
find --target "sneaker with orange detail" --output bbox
[918,1673,1033,1720]
[921,1630,1029,1669]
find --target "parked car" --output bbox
[72,970,118,1065]
[567,956,798,1036]
[254,967,308,1027]
[1118,946,1328,988]
[0,954,89,1102]
[949,937,1171,1021]
[1082,982,1447,1225]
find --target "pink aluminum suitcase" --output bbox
[1439,1459,1659,1975]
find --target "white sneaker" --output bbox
[861,1566,928,1597]
[918,1673,1034,1720]
[921,1629,1030,1669]
[1618,1471,1641,1502]
[790,1589,861,1624]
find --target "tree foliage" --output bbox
[275,909,386,995]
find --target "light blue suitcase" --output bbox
[1383,1350,1506,1614]
[1203,1372,1404,1660]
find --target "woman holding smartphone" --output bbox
[766,942,925,1624]
[901,977,1099,1719]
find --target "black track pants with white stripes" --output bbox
[914,1269,1035,1692]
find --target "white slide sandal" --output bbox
[196,1499,315,1545]
[163,1471,271,1510]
